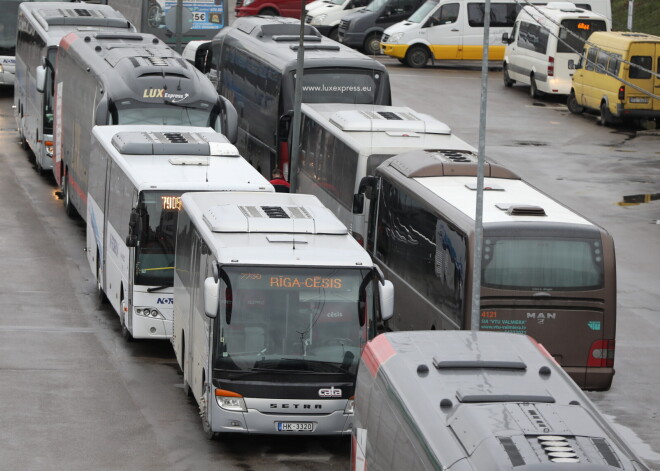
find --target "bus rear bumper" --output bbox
[565,366,615,391]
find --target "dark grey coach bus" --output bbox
[353,331,648,470]
[52,30,237,220]
[209,16,391,179]
[358,149,617,391]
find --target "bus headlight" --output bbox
[215,389,247,412]
[344,398,355,415]
[388,32,403,44]
[135,307,165,319]
[311,14,327,24]
[243,0,254,5]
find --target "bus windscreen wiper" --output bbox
[147,285,171,292]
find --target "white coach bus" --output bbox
[14,2,134,174]
[173,191,394,437]
[86,125,273,340]
[292,103,476,245]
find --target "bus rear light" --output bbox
[547,56,555,77]
[618,86,625,101]
[587,340,615,367]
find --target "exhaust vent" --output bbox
[146,56,169,66]
[537,436,580,463]
[260,206,290,219]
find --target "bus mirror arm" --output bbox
[352,193,364,214]
[35,66,46,93]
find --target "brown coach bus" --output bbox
[358,149,616,390]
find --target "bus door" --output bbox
[426,2,462,60]
[625,42,659,113]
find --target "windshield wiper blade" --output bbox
[147,285,171,292]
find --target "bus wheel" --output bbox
[529,75,541,98]
[259,7,278,15]
[503,64,515,87]
[567,91,584,114]
[405,45,429,68]
[96,252,108,304]
[329,27,339,42]
[363,33,382,56]
[63,176,77,218]
[200,379,218,440]
[599,102,614,126]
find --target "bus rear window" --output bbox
[557,19,607,54]
[482,237,604,291]
[299,69,380,104]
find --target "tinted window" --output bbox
[607,53,621,75]
[299,69,381,105]
[468,2,519,27]
[596,49,609,74]
[557,19,607,54]
[630,55,652,79]
[482,236,604,290]
[517,21,549,54]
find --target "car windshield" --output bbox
[364,0,388,12]
[134,191,183,286]
[213,266,376,379]
[407,0,438,22]
[111,99,220,130]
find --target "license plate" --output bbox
[629,97,649,103]
[277,422,314,432]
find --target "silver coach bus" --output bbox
[52,30,238,219]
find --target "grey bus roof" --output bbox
[215,17,387,72]
[301,103,475,156]
[379,149,593,226]
[111,131,239,157]
[366,331,646,470]
[181,192,373,267]
[92,125,272,192]
[19,2,134,46]
[60,31,214,100]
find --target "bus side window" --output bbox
[437,3,459,25]
[585,47,597,71]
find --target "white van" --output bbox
[503,2,610,97]
[304,0,371,40]
[380,0,611,68]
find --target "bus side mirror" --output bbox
[125,235,138,247]
[353,193,364,214]
[36,66,46,93]
[218,96,238,144]
[568,59,575,70]
[358,175,377,200]
[501,32,510,44]
[379,280,394,322]
[204,277,219,318]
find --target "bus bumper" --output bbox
[380,43,408,59]
[131,315,172,339]
[210,401,353,435]
[616,105,660,120]
[565,366,615,391]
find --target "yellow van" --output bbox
[568,31,660,126]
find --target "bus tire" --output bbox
[96,251,108,304]
[63,175,77,218]
[529,75,541,98]
[567,90,584,114]
[363,33,382,56]
[503,64,515,87]
[405,45,430,68]
[201,376,218,440]
[599,101,614,126]
[259,7,278,15]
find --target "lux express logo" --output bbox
[142,88,190,102]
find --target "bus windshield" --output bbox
[557,19,608,54]
[112,99,220,130]
[482,234,605,291]
[134,191,183,287]
[407,0,438,23]
[213,266,375,379]
[299,69,382,104]
[0,0,22,55]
